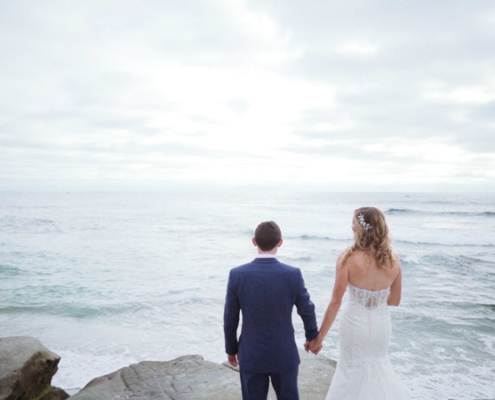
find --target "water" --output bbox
[0,192,494,399]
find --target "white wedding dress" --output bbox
[325,284,409,399]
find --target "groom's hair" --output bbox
[255,221,282,251]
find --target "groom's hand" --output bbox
[304,341,312,352]
[228,353,239,367]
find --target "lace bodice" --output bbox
[347,284,390,309]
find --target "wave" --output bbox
[284,256,313,262]
[0,217,62,234]
[178,296,224,306]
[32,218,55,225]
[442,211,495,217]
[0,303,144,319]
[386,208,420,214]
[287,234,493,247]
[394,239,494,248]
[386,208,495,217]
[0,265,23,276]
[0,305,104,318]
[435,301,495,312]
[300,234,331,241]
[286,234,349,242]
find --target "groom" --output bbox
[223,221,319,400]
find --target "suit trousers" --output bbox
[239,367,299,400]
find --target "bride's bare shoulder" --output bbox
[338,248,366,267]
[348,249,368,260]
[392,252,402,267]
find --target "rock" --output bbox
[70,355,242,400]
[71,351,336,400]
[295,350,336,399]
[0,335,336,400]
[0,336,68,400]
[40,386,70,400]
[221,350,336,399]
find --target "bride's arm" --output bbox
[309,256,348,352]
[388,254,402,306]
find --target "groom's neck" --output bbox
[258,248,278,255]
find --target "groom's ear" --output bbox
[277,239,283,248]
[252,237,257,247]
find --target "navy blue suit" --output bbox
[224,257,318,399]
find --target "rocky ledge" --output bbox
[0,336,69,400]
[0,336,336,400]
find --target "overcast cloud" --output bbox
[1,0,494,191]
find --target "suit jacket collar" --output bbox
[252,257,280,264]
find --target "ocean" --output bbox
[0,192,494,399]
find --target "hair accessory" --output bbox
[358,213,373,231]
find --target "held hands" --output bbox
[305,336,323,355]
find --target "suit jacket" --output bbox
[223,257,318,373]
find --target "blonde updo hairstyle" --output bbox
[339,207,395,268]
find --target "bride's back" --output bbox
[345,249,399,291]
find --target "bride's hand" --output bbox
[312,344,323,355]
[308,336,323,354]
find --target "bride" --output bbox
[308,207,409,399]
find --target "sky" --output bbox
[1,0,495,192]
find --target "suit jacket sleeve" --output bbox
[295,269,319,341]
[223,270,240,355]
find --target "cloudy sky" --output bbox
[1,0,495,191]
